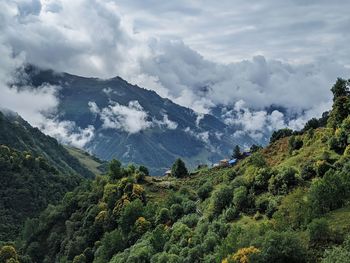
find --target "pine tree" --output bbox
[232,145,242,159]
[171,158,188,178]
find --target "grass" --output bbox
[65,146,105,175]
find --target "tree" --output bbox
[108,159,122,180]
[270,128,293,143]
[331,78,349,101]
[250,144,262,153]
[259,231,307,263]
[139,165,149,176]
[232,145,242,159]
[171,158,188,178]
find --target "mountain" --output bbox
[12,78,350,263]
[21,65,255,175]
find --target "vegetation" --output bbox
[2,79,350,262]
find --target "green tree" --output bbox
[232,145,242,159]
[259,231,307,263]
[171,158,188,178]
[331,78,349,101]
[108,159,122,180]
[139,165,149,176]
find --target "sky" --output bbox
[0,0,350,145]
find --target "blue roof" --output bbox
[229,159,237,164]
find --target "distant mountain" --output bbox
[21,65,255,174]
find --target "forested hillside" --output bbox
[0,111,94,178]
[2,78,350,263]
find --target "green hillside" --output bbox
[2,78,350,263]
[65,146,107,176]
[0,111,94,178]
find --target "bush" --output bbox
[308,170,350,217]
[259,231,307,263]
[268,167,298,195]
[308,218,330,244]
[270,128,293,143]
[211,186,233,215]
[233,186,248,210]
[157,208,171,224]
[288,136,303,153]
[300,161,316,180]
[224,206,239,222]
[139,165,149,176]
[170,204,184,221]
[197,183,213,200]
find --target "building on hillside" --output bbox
[229,159,237,166]
[164,170,172,176]
[220,159,229,167]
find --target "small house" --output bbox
[164,170,172,176]
[229,159,237,166]
[219,159,229,167]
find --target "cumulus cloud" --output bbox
[89,101,178,133]
[88,101,152,134]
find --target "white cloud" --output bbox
[41,119,95,148]
[153,114,178,130]
[89,100,152,133]
[89,101,178,132]
[184,127,210,144]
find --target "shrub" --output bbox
[308,218,330,244]
[224,206,239,222]
[233,186,248,210]
[288,136,303,153]
[268,167,298,195]
[259,231,307,263]
[170,203,184,221]
[197,183,213,200]
[139,165,149,176]
[300,161,316,180]
[157,208,171,224]
[0,245,19,263]
[211,186,233,215]
[270,128,293,143]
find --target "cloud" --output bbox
[41,119,95,148]
[89,101,178,133]
[184,127,210,144]
[0,38,95,148]
[1,0,350,146]
[88,100,152,133]
[153,114,178,130]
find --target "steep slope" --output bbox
[22,65,255,174]
[0,111,94,178]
